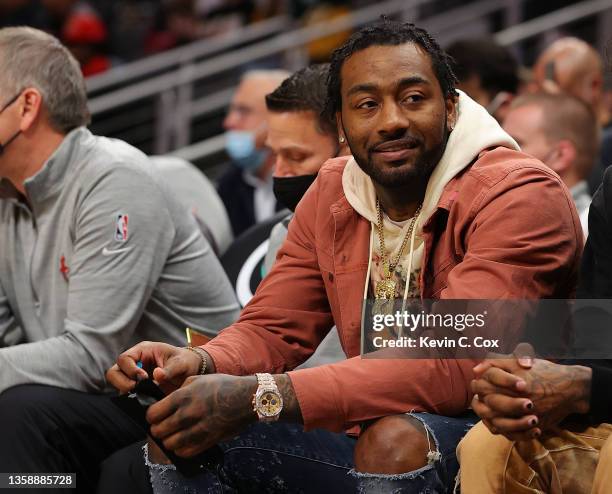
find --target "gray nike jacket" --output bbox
[0,127,240,392]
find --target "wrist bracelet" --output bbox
[185,346,207,375]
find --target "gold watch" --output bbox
[252,373,283,422]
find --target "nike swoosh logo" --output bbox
[102,246,133,256]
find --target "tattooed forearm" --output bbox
[275,374,304,424]
[149,373,304,457]
[568,365,592,414]
[525,362,592,418]
[151,374,259,454]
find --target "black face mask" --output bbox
[273,173,318,212]
[0,92,22,156]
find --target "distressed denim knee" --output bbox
[145,443,224,494]
[350,412,476,494]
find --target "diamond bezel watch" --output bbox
[252,373,283,422]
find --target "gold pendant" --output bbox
[375,278,396,300]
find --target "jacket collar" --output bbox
[422,153,484,228]
[22,127,91,206]
[331,171,462,231]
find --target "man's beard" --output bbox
[346,121,450,189]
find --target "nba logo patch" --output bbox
[115,214,129,242]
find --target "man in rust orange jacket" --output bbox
[106,20,582,493]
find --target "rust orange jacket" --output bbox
[203,148,582,432]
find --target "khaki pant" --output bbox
[457,421,612,493]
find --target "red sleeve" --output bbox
[441,166,582,300]
[203,174,334,375]
[288,357,473,432]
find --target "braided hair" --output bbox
[325,18,458,120]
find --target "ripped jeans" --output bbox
[136,412,476,494]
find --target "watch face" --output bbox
[256,390,283,417]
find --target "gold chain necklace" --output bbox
[374,199,422,300]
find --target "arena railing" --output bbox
[88,0,437,154]
[85,15,290,95]
[165,0,518,164]
[170,0,612,167]
[89,0,519,155]
[88,0,612,161]
[494,0,612,47]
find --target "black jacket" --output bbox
[576,165,612,423]
[217,165,280,237]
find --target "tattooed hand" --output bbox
[146,374,303,458]
[471,347,592,441]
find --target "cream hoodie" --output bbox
[341,90,519,299]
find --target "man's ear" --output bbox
[584,73,603,107]
[334,112,351,155]
[493,93,515,123]
[336,111,346,144]
[549,140,575,174]
[18,88,43,133]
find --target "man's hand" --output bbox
[471,356,541,441]
[146,373,303,458]
[146,374,258,458]
[106,341,205,394]
[471,346,592,440]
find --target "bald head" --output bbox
[240,70,292,106]
[223,69,290,134]
[533,37,605,120]
[503,92,599,184]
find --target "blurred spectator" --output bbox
[263,63,349,272]
[150,155,233,256]
[61,6,111,76]
[302,1,352,63]
[146,0,205,54]
[41,0,112,76]
[216,69,289,237]
[146,0,254,54]
[0,0,44,28]
[532,37,612,191]
[109,0,158,62]
[502,92,597,237]
[533,37,610,128]
[219,65,350,309]
[446,38,520,122]
[264,63,348,370]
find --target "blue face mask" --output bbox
[225,130,268,171]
